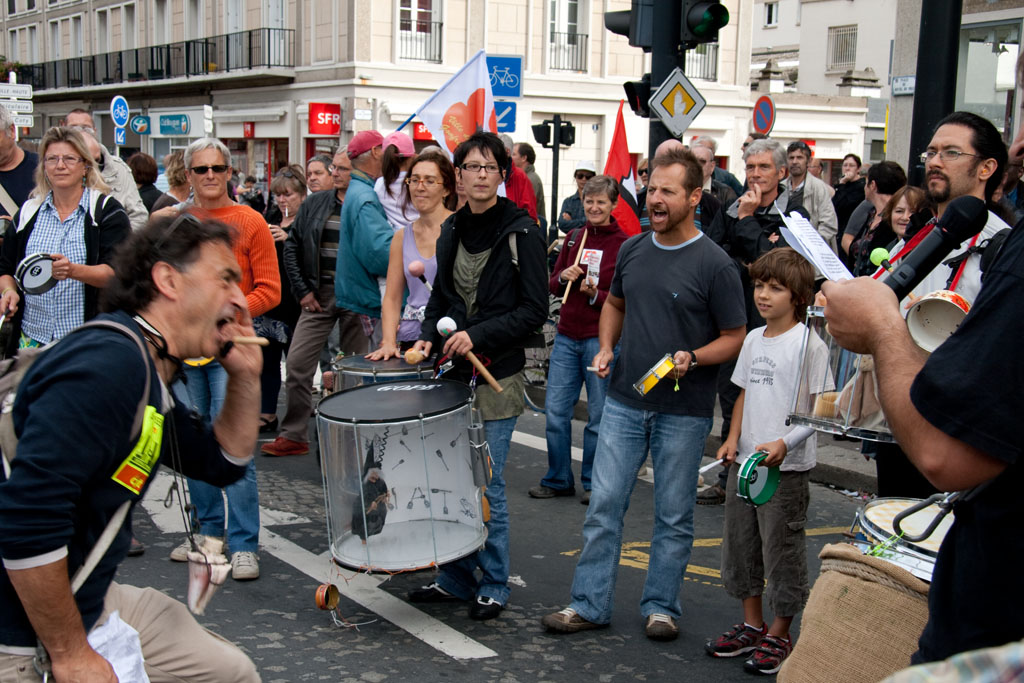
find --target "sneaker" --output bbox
[697,483,726,506]
[705,622,767,658]
[408,582,462,603]
[528,485,575,499]
[261,436,309,457]
[231,551,260,581]
[580,490,591,505]
[469,596,503,621]
[169,534,223,562]
[743,633,793,675]
[644,613,679,641]
[541,607,607,633]
[127,537,145,557]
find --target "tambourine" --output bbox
[15,253,57,295]
[737,451,780,506]
[906,290,970,353]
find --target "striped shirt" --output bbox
[21,192,90,344]
[319,201,341,284]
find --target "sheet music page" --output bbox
[774,204,854,281]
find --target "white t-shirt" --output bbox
[374,171,419,232]
[731,322,833,472]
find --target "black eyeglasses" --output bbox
[575,173,596,180]
[190,165,230,175]
[154,211,202,252]
[638,168,649,175]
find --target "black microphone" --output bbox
[883,195,987,300]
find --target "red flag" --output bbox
[603,101,641,236]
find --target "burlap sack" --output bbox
[778,543,930,683]
[838,356,886,430]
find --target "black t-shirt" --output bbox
[908,219,1024,663]
[609,232,746,416]
[0,150,37,212]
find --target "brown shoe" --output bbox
[542,607,607,633]
[261,437,309,457]
[645,613,679,641]
[696,483,726,505]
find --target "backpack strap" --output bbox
[508,231,518,271]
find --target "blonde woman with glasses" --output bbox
[0,126,130,353]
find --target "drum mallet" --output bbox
[408,259,432,292]
[870,248,918,303]
[436,316,503,393]
[561,229,589,305]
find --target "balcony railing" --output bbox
[684,43,718,82]
[399,20,442,63]
[549,31,588,72]
[16,27,294,92]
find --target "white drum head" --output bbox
[16,253,56,295]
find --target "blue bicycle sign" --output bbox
[486,55,523,99]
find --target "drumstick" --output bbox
[561,229,589,305]
[435,317,503,393]
[232,336,269,346]
[699,458,725,474]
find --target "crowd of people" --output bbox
[0,84,1020,681]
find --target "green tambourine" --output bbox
[737,451,780,506]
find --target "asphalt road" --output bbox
[121,404,865,682]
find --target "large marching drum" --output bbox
[333,354,435,391]
[317,379,488,572]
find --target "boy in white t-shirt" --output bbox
[704,248,833,676]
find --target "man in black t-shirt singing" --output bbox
[542,147,746,641]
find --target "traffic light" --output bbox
[603,0,654,52]
[559,120,576,146]
[623,73,652,118]
[532,119,576,148]
[531,123,551,147]
[681,1,729,47]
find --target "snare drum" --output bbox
[736,452,780,506]
[788,306,894,442]
[317,379,486,572]
[335,354,434,391]
[854,497,955,582]
[15,253,57,295]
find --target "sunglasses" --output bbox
[575,173,596,180]
[190,165,230,175]
[154,211,202,252]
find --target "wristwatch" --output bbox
[687,351,699,369]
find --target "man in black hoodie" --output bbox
[407,131,548,621]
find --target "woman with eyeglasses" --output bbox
[0,126,131,354]
[367,150,456,360]
[255,165,306,432]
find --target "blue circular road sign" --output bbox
[110,95,130,128]
[753,95,775,135]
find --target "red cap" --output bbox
[347,130,384,159]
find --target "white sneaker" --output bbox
[231,551,260,580]
[169,534,223,562]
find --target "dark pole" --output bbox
[550,114,562,228]
[649,2,686,161]
[906,0,963,187]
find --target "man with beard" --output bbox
[783,141,838,252]
[542,147,745,640]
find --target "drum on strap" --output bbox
[316,379,487,572]
[788,306,894,442]
[334,355,434,391]
[736,451,780,506]
[852,496,955,582]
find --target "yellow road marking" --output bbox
[559,526,850,580]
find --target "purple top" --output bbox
[399,228,437,342]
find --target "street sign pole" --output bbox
[649,2,686,161]
[550,113,563,227]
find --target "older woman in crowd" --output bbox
[152,151,190,211]
[0,126,130,354]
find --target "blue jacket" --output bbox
[335,169,394,317]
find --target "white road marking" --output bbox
[139,469,497,661]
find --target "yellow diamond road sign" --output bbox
[649,67,706,137]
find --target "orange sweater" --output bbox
[203,204,281,316]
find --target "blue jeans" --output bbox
[437,416,516,605]
[569,396,711,623]
[542,334,615,492]
[182,362,260,554]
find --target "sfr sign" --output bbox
[308,102,341,135]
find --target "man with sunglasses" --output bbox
[167,138,280,581]
[406,131,548,621]
[559,160,597,236]
[266,149,366,458]
[0,213,262,681]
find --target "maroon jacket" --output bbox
[550,218,628,340]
